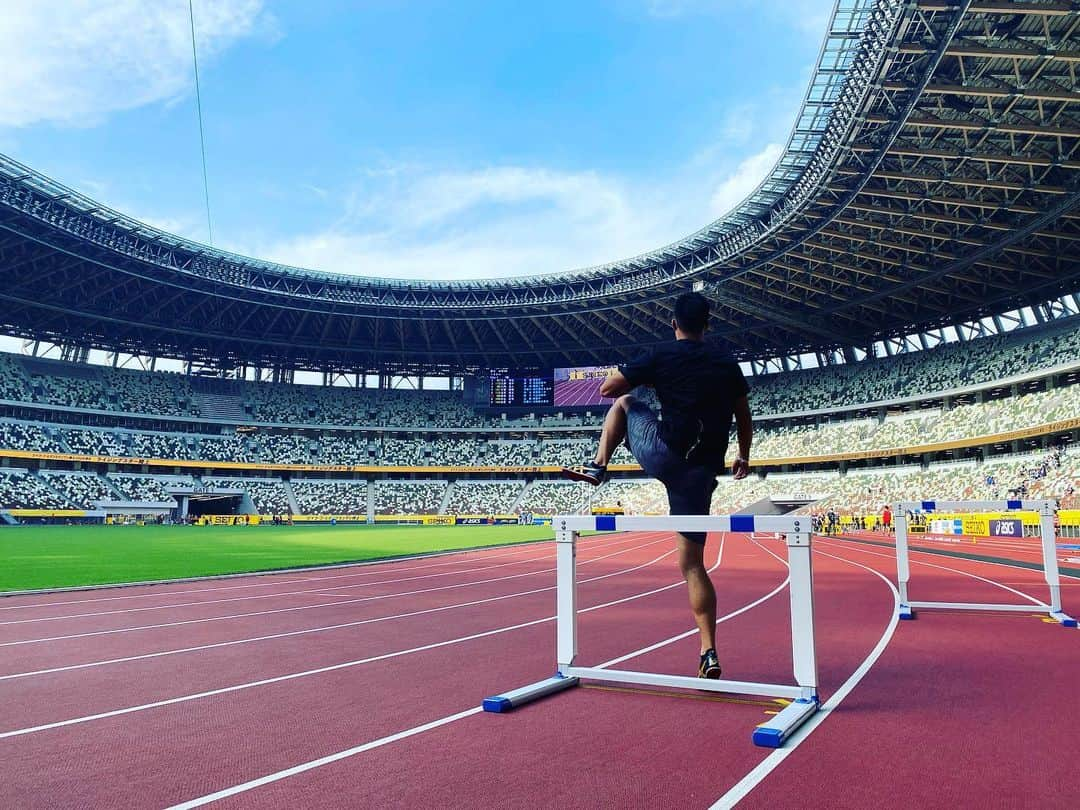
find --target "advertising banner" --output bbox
[988,518,1023,537]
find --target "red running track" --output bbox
[0,529,1075,808]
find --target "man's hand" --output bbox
[732,456,750,480]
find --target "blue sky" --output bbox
[0,0,829,280]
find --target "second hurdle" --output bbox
[894,498,1076,627]
[482,513,820,748]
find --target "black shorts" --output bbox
[624,399,718,545]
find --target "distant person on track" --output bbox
[881,505,892,533]
[561,291,752,681]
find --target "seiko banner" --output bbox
[988,519,1023,538]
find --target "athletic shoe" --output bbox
[561,461,607,486]
[699,648,722,680]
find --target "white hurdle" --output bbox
[482,513,820,748]
[894,499,1076,627]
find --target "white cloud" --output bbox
[233,138,789,282]
[0,0,273,128]
[709,143,783,218]
[237,164,679,281]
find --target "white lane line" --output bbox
[0,540,686,728]
[711,548,901,809]
[0,536,673,648]
[0,535,587,611]
[168,707,487,810]
[0,532,667,625]
[164,536,796,808]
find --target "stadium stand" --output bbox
[749,321,1080,414]
[517,480,593,516]
[37,471,117,509]
[107,474,189,504]
[443,481,524,514]
[0,317,1078,517]
[291,479,368,515]
[201,477,292,514]
[0,421,66,453]
[372,480,447,515]
[0,469,74,509]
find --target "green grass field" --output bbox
[0,523,555,592]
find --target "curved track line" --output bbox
[0,533,668,625]
[0,535,674,648]
[711,547,901,809]
[0,535,693,736]
[819,538,1052,606]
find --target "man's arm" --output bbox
[599,370,633,398]
[732,394,752,480]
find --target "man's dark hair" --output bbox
[673,292,710,335]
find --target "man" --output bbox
[562,292,752,681]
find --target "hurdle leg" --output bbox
[895,509,915,619]
[1039,506,1077,628]
[482,526,581,712]
[753,528,818,748]
[556,527,579,669]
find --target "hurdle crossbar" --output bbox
[894,499,1076,627]
[482,513,820,748]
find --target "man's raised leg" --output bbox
[562,395,634,486]
[594,394,633,466]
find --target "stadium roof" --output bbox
[2,0,1080,374]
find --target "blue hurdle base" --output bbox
[1050,611,1078,628]
[898,604,916,620]
[482,675,580,713]
[752,698,819,748]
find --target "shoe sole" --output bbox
[699,666,722,680]
[561,468,603,486]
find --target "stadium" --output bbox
[1,1,1078,808]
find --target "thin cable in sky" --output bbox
[188,0,214,245]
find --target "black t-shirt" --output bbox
[620,340,749,471]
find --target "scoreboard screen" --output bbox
[553,365,618,407]
[488,370,554,407]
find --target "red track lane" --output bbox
[738,537,1080,810]
[0,534,673,728]
[0,534,760,808]
[188,537,897,809]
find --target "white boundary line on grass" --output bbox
[0,533,620,609]
[0,533,574,604]
[0,536,672,648]
[0,533,665,625]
